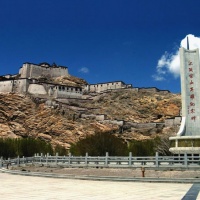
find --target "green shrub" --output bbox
[0,138,59,158]
[54,144,68,156]
[128,139,156,156]
[70,131,128,156]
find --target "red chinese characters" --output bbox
[190,87,194,92]
[190,94,195,99]
[190,108,195,113]
[190,80,194,85]
[189,74,193,78]
[190,102,195,106]
[191,116,196,121]
[187,60,196,121]
[189,67,193,72]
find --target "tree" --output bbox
[128,139,156,156]
[54,144,67,156]
[70,131,128,156]
[0,138,55,158]
[154,135,172,156]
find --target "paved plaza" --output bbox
[1,173,200,199]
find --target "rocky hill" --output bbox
[52,75,88,87]
[0,88,181,150]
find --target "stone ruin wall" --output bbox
[165,116,181,127]
[54,90,82,99]
[81,114,106,121]
[19,63,68,79]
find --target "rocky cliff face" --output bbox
[0,88,181,150]
[52,75,88,87]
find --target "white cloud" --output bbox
[79,67,89,74]
[153,34,200,81]
[152,74,165,81]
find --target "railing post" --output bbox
[56,153,58,165]
[129,152,132,166]
[105,152,109,166]
[7,158,11,169]
[40,153,43,164]
[184,153,188,168]
[85,152,88,166]
[32,154,35,164]
[68,152,71,166]
[0,157,2,168]
[46,153,49,165]
[155,152,159,168]
[17,156,20,167]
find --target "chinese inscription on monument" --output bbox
[180,48,200,136]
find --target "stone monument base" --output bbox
[169,136,200,154]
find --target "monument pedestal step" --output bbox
[169,136,200,154]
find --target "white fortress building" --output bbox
[0,62,82,98]
[0,62,133,99]
[19,62,68,79]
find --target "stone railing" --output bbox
[1,153,200,169]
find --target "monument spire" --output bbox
[187,36,190,50]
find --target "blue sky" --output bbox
[1,0,200,93]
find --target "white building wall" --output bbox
[87,81,129,93]
[28,84,47,95]
[13,79,29,93]
[19,63,68,78]
[0,80,13,93]
[19,64,30,78]
[51,85,82,98]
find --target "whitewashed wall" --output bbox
[0,80,13,93]
[28,84,47,95]
[19,63,68,78]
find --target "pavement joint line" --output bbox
[1,168,200,183]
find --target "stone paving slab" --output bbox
[0,173,194,200]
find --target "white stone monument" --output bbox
[170,38,200,154]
